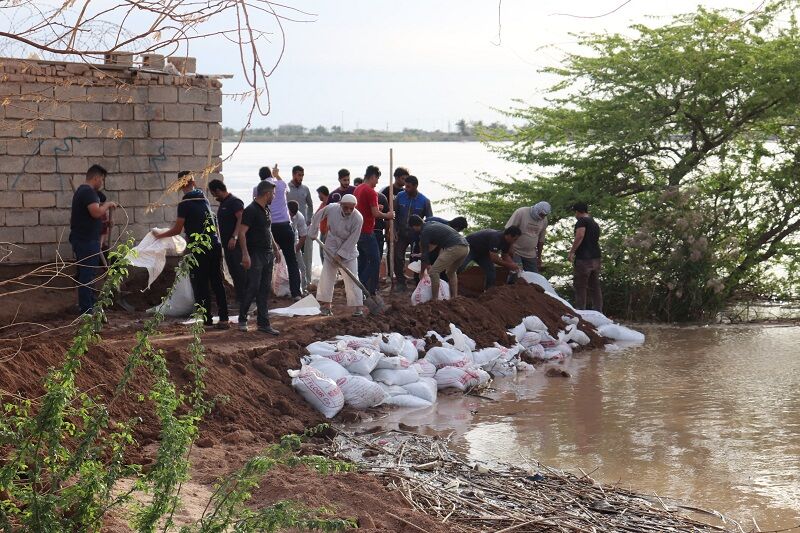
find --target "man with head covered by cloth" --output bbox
[505,201,551,274]
[309,194,365,317]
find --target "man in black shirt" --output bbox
[69,164,116,313]
[238,180,280,335]
[153,171,229,328]
[461,226,522,290]
[568,202,603,312]
[208,179,246,304]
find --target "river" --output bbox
[222,142,800,529]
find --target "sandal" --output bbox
[320,307,333,316]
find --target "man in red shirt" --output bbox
[354,165,394,295]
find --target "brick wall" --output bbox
[0,57,224,263]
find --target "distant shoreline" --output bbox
[221,135,481,143]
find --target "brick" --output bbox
[127,87,148,104]
[84,123,112,138]
[179,122,207,139]
[40,138,73,156]
[0,174,6,188]
[7,138,41,155]
[0,226,23,243]
[102,103,133,121]
[135,174,165,190]
[118,157,151,173]
[0,191,22,207]
[149,86,177,103]
[55,191,73,208]
[177,88,207,104]
[23,156,57,173]
[4,209,38,225]
[103,138,134,156]
[5,100,38,119]
[41,174,77,191]
[23,192,56,208]
[0,209,4,226]
[87,86,124,103]
[134,104,163,121]
[194,105,222,123]
[0,120,21,137]
[54,85,88,102]
[208,123,222,139]
[164,139,194,155]
[8,174,39,191]
[55,156,89,174]
[71,103,102,121]
[9,244,41,262]
[207,89,222,106]
[104,173,134,191]
[179,156,220,173]
[39,208,70,225]
[134,206,165,223]
[149,121,179,138]
[71,138,105,156]
[0,83,21,96]
[2,156,25,173]
[112,121,147,138]
[55,121,87,138]
[38,100,69,121]
[117,190,147,207]
[19,83,54,100]
[23,226,56,243]
[193,140,221,157]
[40,242,72,261]
[22,120,54,139]
[134,139,166,156]
[164,104,194,122]
[154,156,180,173]
[65,63,90,75]
[0,140,6,155]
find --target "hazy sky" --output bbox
[186,0,763,130]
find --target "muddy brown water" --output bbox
[350,324,800,529]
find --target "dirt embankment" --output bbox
[1,263,601,532]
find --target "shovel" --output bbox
[313,237,388,315]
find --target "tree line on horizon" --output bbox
[222,120,513,140]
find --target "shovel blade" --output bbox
[365,294,388,315]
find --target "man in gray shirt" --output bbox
[409,215,470,301]
[286,165,314,285]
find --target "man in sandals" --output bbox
[308,194,364,317]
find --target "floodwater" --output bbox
[353,325,800,530]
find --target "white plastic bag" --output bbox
[561,315,580,326]
[519,271,556,294]
[483,358,517,377]
[375,355,413,370]
[379,332,406,356]
[383,394,432,408]
[523,315,547,332]
[337,375,388,409]
[411,272,450,305]
[402,377,438,403]
[424,347,471,369]
[322,348,382,376]
[519,331,543,349]
[378,382,408,396]
[525,343,546,360]
[307,355,350,382]
[400,340,420,362]
[149,274,195,317]
[372,367,419,386]
[598,324,645,343]
[412,359,437,378]
[448,323,476,352]
[336,336,381,351]
[577,309,614,328]
[434,367,481,391]
[306,341,338,356]
[128,230,186,288]
[288,365,344,419]
[472,347,502,366]
[272,251,291,297]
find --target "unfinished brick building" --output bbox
[0,56,224,264]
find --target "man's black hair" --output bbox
[364,165,381,178]
[317,185,330,195]
[292,165,304,174]
[338,168,350,179]
[259,166,272,180]
[404,175,419,186]
[394,167,410,178]
[408,214,424,227]
[287,200,299,215]
[504,225,522,237]
[353,177,364,185]
[571,202,589,213]
[86,164,108,180]
[448,216,468,232]
[208,179,226,192]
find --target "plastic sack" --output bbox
[406,337,427,352]
[400,340,420,362]
[372,367,419,386]
[483,358,517,377]
[322,348,382,376]
[378,382,408,396]
[543,349,566,362]
[516,361,535,372]
[434,366,481,391]
[412,359,437,378]
[525,343,546,360]
[577,309,614,328]
[509,323,527,342]
[474,367,492,386]
[448,323,476,352]
[128,230,186,288]
[495,343,522,361]
[306,341,338,356]
[383,394,432,409]
[539,333,559,349]
[307,354,350,382]
[375,355,413,370]
[598,324,645,343]
[288,365,344,419]
[272,251,291,297]
[337,375,388,409]
[519,331,543,349]
[561,315,580,326]
[411,272,450,306]
[424,347,471,369]
[472,347,502,366]
[523,315,547,332]
[336,336,381,351]
[380,332,406,356]
[402,377,438,403]
[149,274,194,317]
[519,271,556,294]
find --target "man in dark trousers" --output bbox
[267,164,302,300]
[461,226,522,290]
[409,215,469,300]
[393,175,433,291]
[153,171,229,328]
[238,180,280,335]
[568,202,603,312]
[208,179,245,304]
[69,164,116,314]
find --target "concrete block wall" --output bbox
[0,57,224,263]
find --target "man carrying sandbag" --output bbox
[505,201,551,273]
[460,226,522,290]
[408,215,470,300]
[308,194,364,317]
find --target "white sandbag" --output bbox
[411,272,450,305]
[472,347,502,366]
[516,361,535,372]
[337,375,388,409]
[523,315,547,332]
[424,347,471,369]
[519,271,556,294]
[149,274,195,317]
[383,394,432,408]
[306,341,338,356]
[598,324,645,343]
[525,343,546,360]
[483,358,517,377]
[412,359,437,378]
[128,230,186,288]
[577,309,614,328]
[605,343,621,352]
[372,367,419,386]
[495,343,522,361]
[288,365,344,419]
[569,328,591,346]
[561,315,580,326]
[375,355,413,370]
[434,366,481,391]
[272,251,291,298]
[543,348,566,361]
[474,367,492,386]
[322,348,382,376]
[380,332,406,356]
[519,331,543,349]
[307,355,350,382]
[336,336,381,351]
[400,340,420,362]
[539,332,559,349]
[546,292,576,311]
[556,342,573,357]
[509,323,527,342]
[378,382,408,396]
[406,336,427,352]
[402,377,438,403]
[448,323,476,352]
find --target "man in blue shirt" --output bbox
[392,175,433,291]
[69,164,116,314]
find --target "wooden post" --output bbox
[388,147,394,285]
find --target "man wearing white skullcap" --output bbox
[308,194,365,316]
[505,201,551,273]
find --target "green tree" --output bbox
[454,2,800,321]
